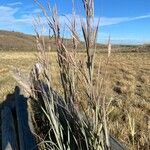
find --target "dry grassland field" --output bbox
[0,51,150,149]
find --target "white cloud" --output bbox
[0,5,42,32]
[100,14,150,26]
[7,1,23,6]
[0,6,18,23]
[61,14,150,27]
[32,8,42,14]
[100,17,128,26]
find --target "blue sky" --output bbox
[0,0,150,44]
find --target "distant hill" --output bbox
[0,30,36,51]
[0,30,149,52]
[0,30,84,51]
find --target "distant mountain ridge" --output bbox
[0,30,149,52]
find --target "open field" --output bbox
[0,51,150,149]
